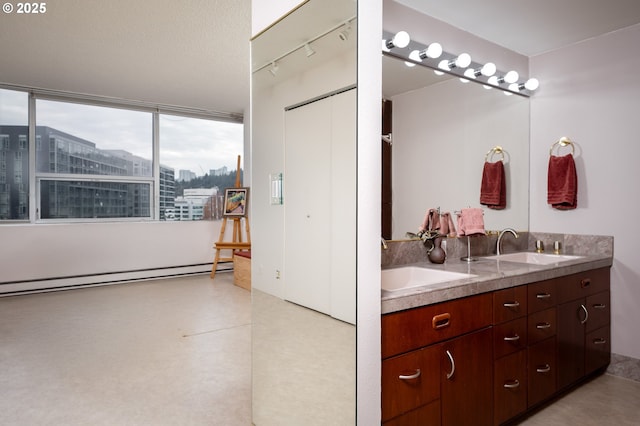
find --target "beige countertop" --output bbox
[381,252,613,315]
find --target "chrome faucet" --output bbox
[381,237,388,250]
[497,228,518,256]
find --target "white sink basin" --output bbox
[381,267,476,293]
[484,252,583,265]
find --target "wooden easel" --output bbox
[210,155,251,279]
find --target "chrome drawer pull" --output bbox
[593,303,607,309]
[399,369,421,380]
[445,350,455,380]
[503,379,520,389]
[536,293,552,299]
[503,301,520,308]
[536,364,551,374]
[593,338,607,345]
[503,334,521,342]
[536,322,551,329]
[580,304,589,324]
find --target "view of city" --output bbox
[0,124,242,221]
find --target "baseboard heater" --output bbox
[0,262,233,296]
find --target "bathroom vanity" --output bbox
[381,235,612,425]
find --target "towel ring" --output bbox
[550,137,575,156]
[485,146,505,163]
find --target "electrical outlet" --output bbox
[275,269,281,279]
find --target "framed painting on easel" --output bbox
[223,187,249,217]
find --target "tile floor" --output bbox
[1,273,639,425]
[0,272,251,425]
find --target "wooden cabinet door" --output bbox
[441,327,493,426]
[557,298,586,389]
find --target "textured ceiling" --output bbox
[394,0,640,56]
[0,0,250,115]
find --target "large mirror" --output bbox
[250,0,357,424]
[382,11,530,239]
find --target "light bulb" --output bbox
[424,42,442,59]
[463,68,476,79]
[386,31,410,49]
[487,76,499,86]
[405,49,420,67]
[455,53,471,68]
[524,78,540,91]
[460,77,470,83]
[381,39,390,53]
[504,70,519,84]
[508,83,520,92]
[480,62,497,77]
[438,59,450,71]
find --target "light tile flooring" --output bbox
[0,273,251,425]
[1,273,639,425]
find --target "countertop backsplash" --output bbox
[382,232,613,268]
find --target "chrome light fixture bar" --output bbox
[382,30,539,97]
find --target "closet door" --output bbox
[284,89,356,324]
[284,96,333,316]
[329,89,356,324]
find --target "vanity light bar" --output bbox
[382,30,539,97]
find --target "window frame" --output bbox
[0,84,243,224]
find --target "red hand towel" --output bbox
[547,154,577,210]
[480,160,506,210]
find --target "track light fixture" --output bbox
[269,62,278,77]
[304,43,316,57]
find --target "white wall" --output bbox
[391,79,530,238]
[530,23,640,359]
[0,220,230,292]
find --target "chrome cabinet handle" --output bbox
[503,334,521,342]
[536,322,551,329]
[399,369,421,380]
[503,301,520,308]
[503,379,520,389]
[445,350,455,380]
[536,293,551,299]
[580,304,589,324]
[593,303,607,309]
[593,338,607,345]
[536,364,551,373]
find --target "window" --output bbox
[0,88,29,220]
[0,86,243,223]
[159,114,243,221]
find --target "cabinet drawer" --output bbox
[585,325,611,374]
[494,317,527,359]
[383,400,440,426]
[494,285,528,323]
[528,279,559,313]
[528,337,557,407]
[382,293,493,358]
[528,307,557,344]
[382,345,440,421]
[494,350,527,425]
[557,267,610,303]
[586,291,610,333]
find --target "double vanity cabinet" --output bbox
[381,264,611,425]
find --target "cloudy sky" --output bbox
[0,88,243,175]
